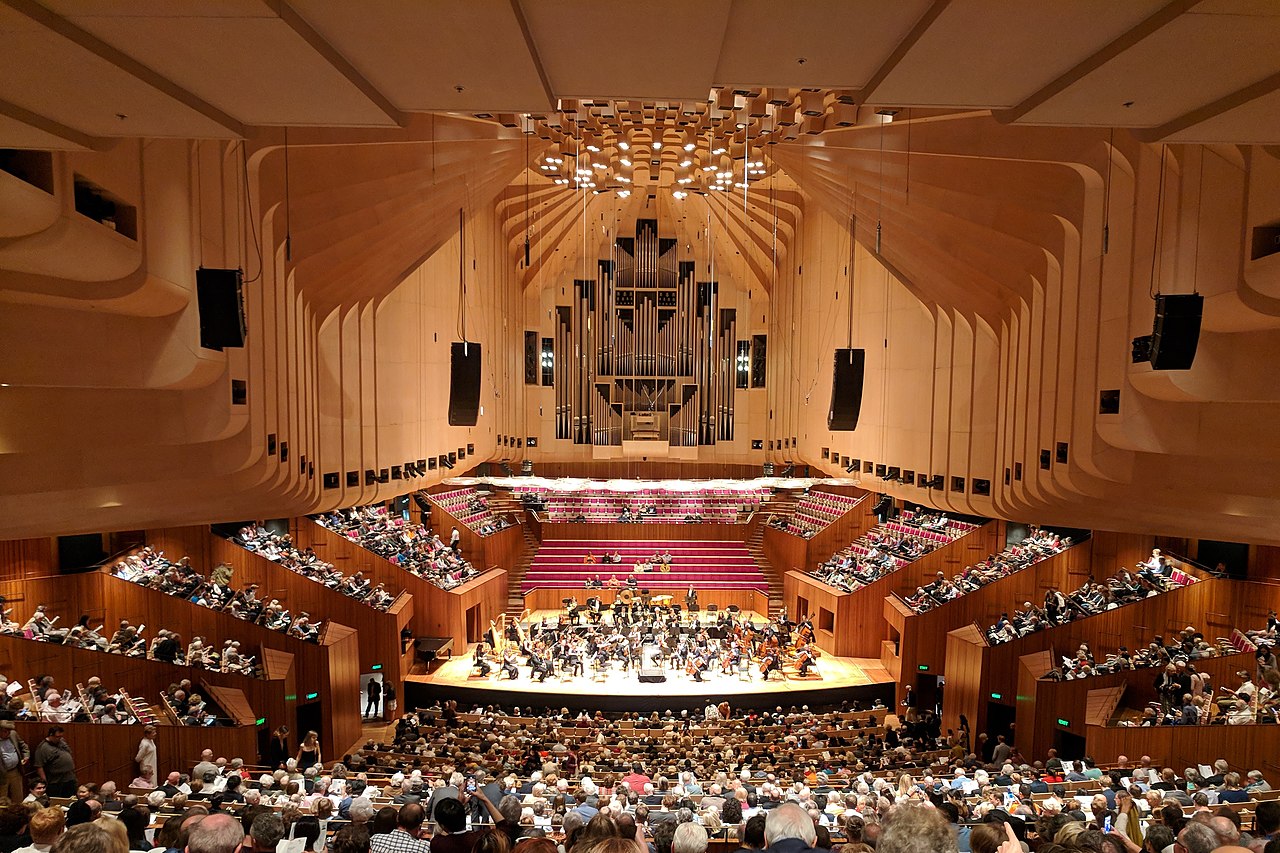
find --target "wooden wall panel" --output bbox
[941,624,988,740]
[0,538,54,581]
[12,720,258,789]
[784,571,852,656]
[1085,723,1280,783]
[763,527,808,574]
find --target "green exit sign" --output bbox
[990,692,1003,700]
[255,717,265,726]
[285,694,297,702]
[371,664,383,671]
[917,664,929,671]
[1057,718,1070,727]
[305,692,319,700]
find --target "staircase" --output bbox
[506,518,539,617]
[750,493,800,618]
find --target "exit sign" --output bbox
[1057,718,1070,727]
[990,692,1002,700]
[305,692,319,700]
[917,664,929,671]
[371,664,383,671]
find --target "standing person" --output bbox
[686,586,698,612]
[382,679,397,720]
[0,721,28,807]
[32,727,76,798]
[264,727,290,771]
[134,725,158,788]
[297,731,321,770]
[364,679,380,720]
[450,527,462,555]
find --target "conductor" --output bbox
[685,585,698,611]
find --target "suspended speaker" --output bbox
[1150,293,1203,370]
[196,267,246,350]
[828,348,865,431]
[448,341,482,426]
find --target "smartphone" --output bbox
[466,779,476,792]
[1103,815,1112,833]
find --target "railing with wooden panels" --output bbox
[1018,633,1274,762]
[11,719,257,789]
[423,490,524,572]
[297,517,506,650]
[941,564,1238,740]
[94,563,360,758]
[0,628,286,738]
[1085,722,1280,784]
[884,538,1092,691]
[782,520,1006,658]
[146,525,412,682]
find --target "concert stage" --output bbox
[404,637,895,712]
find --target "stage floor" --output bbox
[407,609,894,707]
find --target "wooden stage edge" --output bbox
[405,645,896,713]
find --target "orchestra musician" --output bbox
[528,646,554,682]
[500,647,520,680]
[685,585,698,611]
[795,642,821,677]
[473,642,493,677]
[687,652,708,682]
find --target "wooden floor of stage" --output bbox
[408,609,894,700]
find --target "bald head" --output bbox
[187,812,245,853]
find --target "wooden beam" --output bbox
[1135,69,1280,142]
[0,0,246,137]
[509,0,558,112]
[268,0,410,128]
[0,96,112,150]
[857,0,954,105]
[996,0,1204,125]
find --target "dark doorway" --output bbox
[1196,540,1248,579]
[295,701,322,747]
[987,701,1016,747]
[915,674,941,717]
[1053,729,1087,760]
[465,605,482,644]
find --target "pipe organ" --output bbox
[554,219,736,449]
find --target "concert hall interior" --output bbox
[3,3,1280,852]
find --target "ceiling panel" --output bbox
[54,12,397,126]
[521,0,734,100]
[1019,10,1280,127]
[40,0,272,18]
[714,0,929,89]
[0,4,237,139]
[873,0,1167,108]
[291,0,551,113]
[1165,87,1280,144]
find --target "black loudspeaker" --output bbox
[1150,293,1203,370]
[448,341,482,426]
[196,267,246,349]
[828,348,865,430]
[523,331,539,385]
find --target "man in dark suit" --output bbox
[427,774,462,820]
